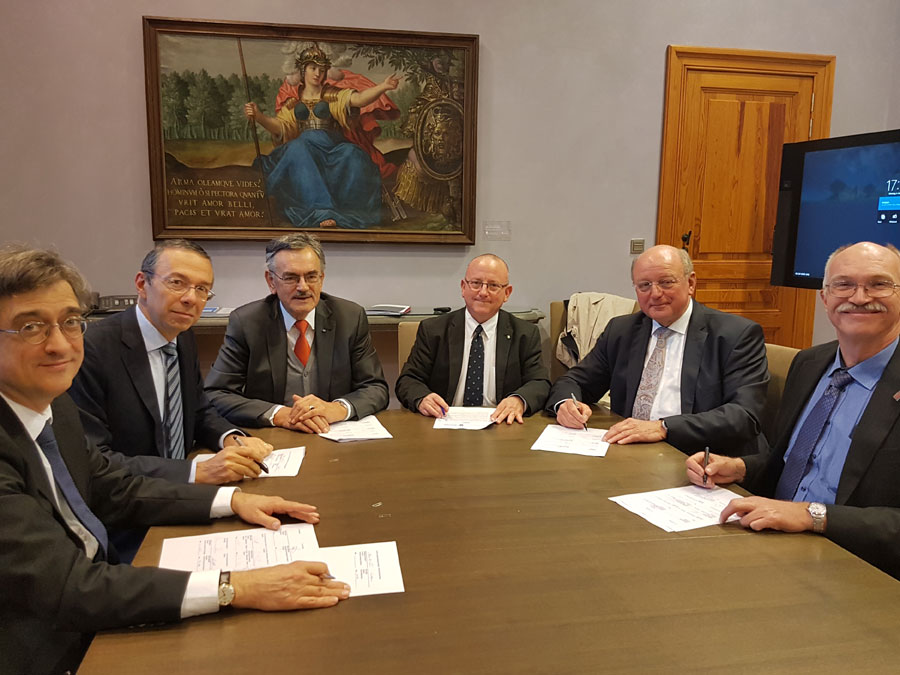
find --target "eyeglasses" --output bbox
[270,270,323,286]
[824,280,900,298]
[464,279,508,293]
[633,278,683,293]
[146,273,215,301]
[0,316,87,345]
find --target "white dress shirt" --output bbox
[452,310,499,407]
[135,306,239,479]
[644,300,693,420]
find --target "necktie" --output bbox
[632,327,673,420]
[37,421,109,557]
[294,320,311,366]
[463,325,485,407]
[774,368,854,500]
[160,343,184,460]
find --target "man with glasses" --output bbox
[204,233,388,432]
[548,244,768,455]
[69,240,272,486]
[0,245,349,675]
[687,242,900,579]
[396,254,550,423]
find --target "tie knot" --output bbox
[295,319,309,334]
[653,326,672,340]
[474,324,484,337]
[36,421,54,446]
[830,369,854,391]
[160,342,177,357]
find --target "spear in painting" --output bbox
[237,37,274,229]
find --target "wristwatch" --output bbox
[807,502,827,533]
[217,570,235,607]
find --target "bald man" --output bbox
[548,245,768,455]
[396,254,550,424]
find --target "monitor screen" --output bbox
[771,129,900,289]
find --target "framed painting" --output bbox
[143,16,478,243]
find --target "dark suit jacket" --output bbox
[68,307,235,482]
[0,394,218,675]
[546,301,768,455]
[395,308,550,414]
[204,293,389,426]
[743,340,900,579]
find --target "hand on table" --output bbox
[417,392,449,418]
[720,496,815,533]
[603,418,666,445]
[231,561,350,610]
[231,492,320,529]
[491,396,525,425]
[288,394,347,433]
[195,436,273,484]
[556,398,592,429]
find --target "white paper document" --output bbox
[609,485,743,532]
[319,415,393,442]
[307,541,405,597]
[530,424,610,457]
[433,406,496,430]
[158,523,320,572]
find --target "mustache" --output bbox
[292,292,314,300]
[835,301,888,313]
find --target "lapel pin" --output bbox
[893,391,900,401]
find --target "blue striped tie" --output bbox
[160,343,184,460]
[37,422,109,557]
[774,368,854,500]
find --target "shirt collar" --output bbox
[833,337,899,391]
[651,298,693,336]
[465,309,499,335]
[135,304,174,352]
[0,391,51,441]
[280,302,316,333]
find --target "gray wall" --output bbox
[2,0,899,347]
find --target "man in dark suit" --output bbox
[396,254,550,423]
[204,233,388,433]
[689,242,900,579]
[0,246,349,675]
[548,245,768,455]
[69,240,272,485]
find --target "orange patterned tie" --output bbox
[294,320,310,366]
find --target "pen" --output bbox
[702,446,710,485]
[235,435,269,473]
[570,394,587,430]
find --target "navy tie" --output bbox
[161,343,185,459]
[775,369,855,500]
[37,422,109,557]
[463,325,485,406]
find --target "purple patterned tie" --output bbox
[632,327,673,420]
[774,369,854,500]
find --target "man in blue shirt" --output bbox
[688,242,900,578]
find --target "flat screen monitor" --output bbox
[771,128,900,289]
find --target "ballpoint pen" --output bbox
[570,394,587,430]
[235,435,269,473]
[702,446,710,485]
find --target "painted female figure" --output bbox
[245,46,399,229]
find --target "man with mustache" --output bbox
[205,233,388,432]
[688,242,900,579]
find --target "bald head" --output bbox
[630,244,696,327]
[823,242,900,285]
[461,253,512,323]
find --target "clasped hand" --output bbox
[274,395,347,433]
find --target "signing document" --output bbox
[196,445,305,478]
[320,415,393,442]
[159,523,320,571]
[531,424,610,457]
[433,407,495,430]
[609,485,742,532]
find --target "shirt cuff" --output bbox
[335,398,354,421]
[180,570,220,619]
[265,405,284,426]
[210,487,238,518]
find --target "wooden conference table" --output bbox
[82,410,900,673]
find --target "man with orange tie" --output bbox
[205,233,388,433]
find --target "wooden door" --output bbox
[657,46,835,347]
